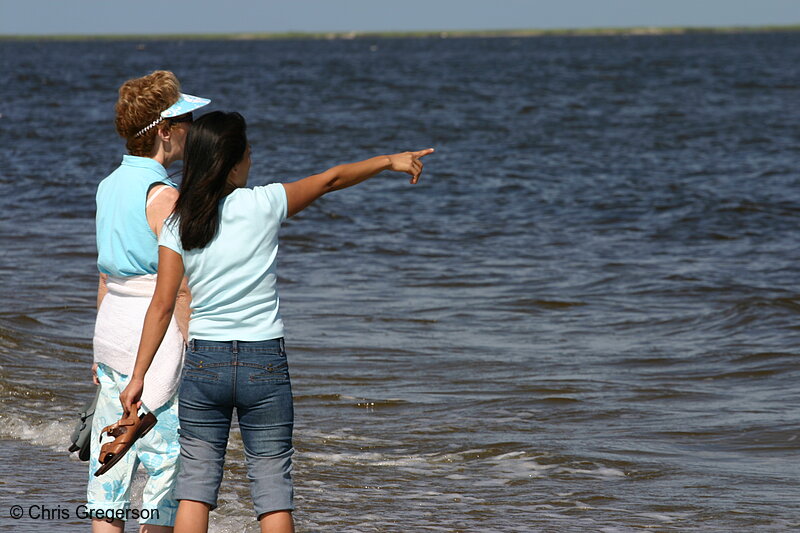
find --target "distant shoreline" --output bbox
[3,24,800,41]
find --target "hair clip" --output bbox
[134,117,164,138]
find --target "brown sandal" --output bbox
[94,409,157,477]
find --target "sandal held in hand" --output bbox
[94,408,157,477]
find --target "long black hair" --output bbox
[173,111,247,250]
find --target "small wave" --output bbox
[537,397,582,404]
[0,412,74,452]
[301,442,631,484]
[507,298,587,310]
[733,351,796,364]
[733,82,800,90]
[366,316,438,325]
[298,427,392,445]
[625,387,719,402]
[342,395,409,409]
[487,454,627,482]
[738,136,772,145]
[294,392,343,403]
[713,368,785,379]
[0,379,57,401]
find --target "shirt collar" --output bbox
[121,155,170,179]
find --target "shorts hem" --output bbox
[255,504,295,519]
[85,502,130,512]
[175,495,218,511]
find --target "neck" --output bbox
[151,151,176,169]
[222,182,238,196]
[149,139,179,169]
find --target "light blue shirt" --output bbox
[96,155,176,277]
[159,184,288,341]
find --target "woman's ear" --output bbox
[157,122,172,143]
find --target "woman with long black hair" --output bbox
[120,111,433,533]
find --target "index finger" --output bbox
[412,148,435,159]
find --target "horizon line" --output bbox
[3,23,800,41]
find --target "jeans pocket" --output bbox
[183,349,221,384]
[248,359,290,383]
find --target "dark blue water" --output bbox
[1,33,799,531]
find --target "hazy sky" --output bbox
[3,0,800,35]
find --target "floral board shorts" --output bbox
[86,363,180,526]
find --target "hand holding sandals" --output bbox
[119,377,144,418]
[93,376,152,477]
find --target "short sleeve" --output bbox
[253,183,288,223]
[158,217,184,255]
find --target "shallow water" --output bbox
[1,33,799,531]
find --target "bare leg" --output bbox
[92,518,124,533]
[174,500,211,533]
[258,510,294,533]
[141,524,174,533]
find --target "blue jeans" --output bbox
[175,338,294,517]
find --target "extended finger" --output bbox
[412,148,435,158]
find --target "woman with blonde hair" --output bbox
[87,70,209,533]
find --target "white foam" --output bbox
[0,412,74,451]
[562,466,627,479]
[494,450,528,460]
[209,502,254,532]
[636,512,678,522]
[298,427,382,443]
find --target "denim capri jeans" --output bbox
[175,338,294,517]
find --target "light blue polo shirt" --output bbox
[96,156,177,277]
[159,183,288,341]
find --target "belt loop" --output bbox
[189,339,195,351]
[280,337,285,352]
[232,340,238,354]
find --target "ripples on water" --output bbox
[1,33,799,531]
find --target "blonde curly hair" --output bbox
[115,70,181,156]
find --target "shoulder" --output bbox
[232,184,284,207]
[156,186,179,201]
[148,184,178,209]
[97,166,122,193]
[252,183,287,205]
[251,184,288,220]
[158,215,183,252]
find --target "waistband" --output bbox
[188,338,285,353]
[105,274,158,297]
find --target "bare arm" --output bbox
[96,273,109,309]
[282,148,434,218]
[146,186,178,238]
[118,246,185,415]
[147,186,191,341]
[174,276,191,342]
[92,273,109,385]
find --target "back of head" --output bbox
[175,111,248,251]
[115,70,181,156]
